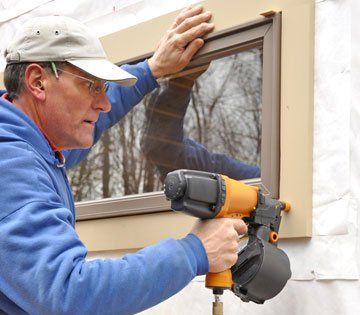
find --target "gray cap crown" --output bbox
[5,16,105,63]
[4,16,137,86]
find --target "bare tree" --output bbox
[185,49,262,166]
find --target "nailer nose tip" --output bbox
[281,201,291,212]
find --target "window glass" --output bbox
[68,48,263,202]
[184,48,262,167]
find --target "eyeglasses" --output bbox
[50,62,109,96]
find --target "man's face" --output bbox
[39,65,111,150]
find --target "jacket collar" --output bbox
[0,90,65,167]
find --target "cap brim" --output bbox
[68,59,137,86]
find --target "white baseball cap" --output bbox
[4,15,137,86]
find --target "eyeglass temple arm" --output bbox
[50,62,59,79]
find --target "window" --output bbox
[74,14,281,220]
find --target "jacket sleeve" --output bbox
[142,77,261,181]
[0,145,208,315]
[64,60,159,169]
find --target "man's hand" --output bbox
[191,218,247,273]
[148,5,214,78]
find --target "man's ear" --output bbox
[24,64,48,101]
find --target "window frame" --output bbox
[76,14,281,221]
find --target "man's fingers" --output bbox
[176,11,212,34]
[191,218,248,273]
[178,22,214,47]
[171,5,204,29]
[232,219,248,235]
[170,6,195,29]
[170,6,199,29]
[180,38,204,66]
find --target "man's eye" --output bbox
[94,85,102,93]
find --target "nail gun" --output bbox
[164,169,291,313]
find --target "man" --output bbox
[0,7,247,315]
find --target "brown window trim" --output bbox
[76,14,281,221]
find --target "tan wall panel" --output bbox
[76,212,197,252]
[279,1,314,237]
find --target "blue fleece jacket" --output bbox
[0,61,208,315]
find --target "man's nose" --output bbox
[93,92,111,113]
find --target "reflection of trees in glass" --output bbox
[68,93,162,201]
[68,49,262,202]
[185,49,262,166]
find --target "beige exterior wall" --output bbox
[76,0,314,252]
[77,212,197,251]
